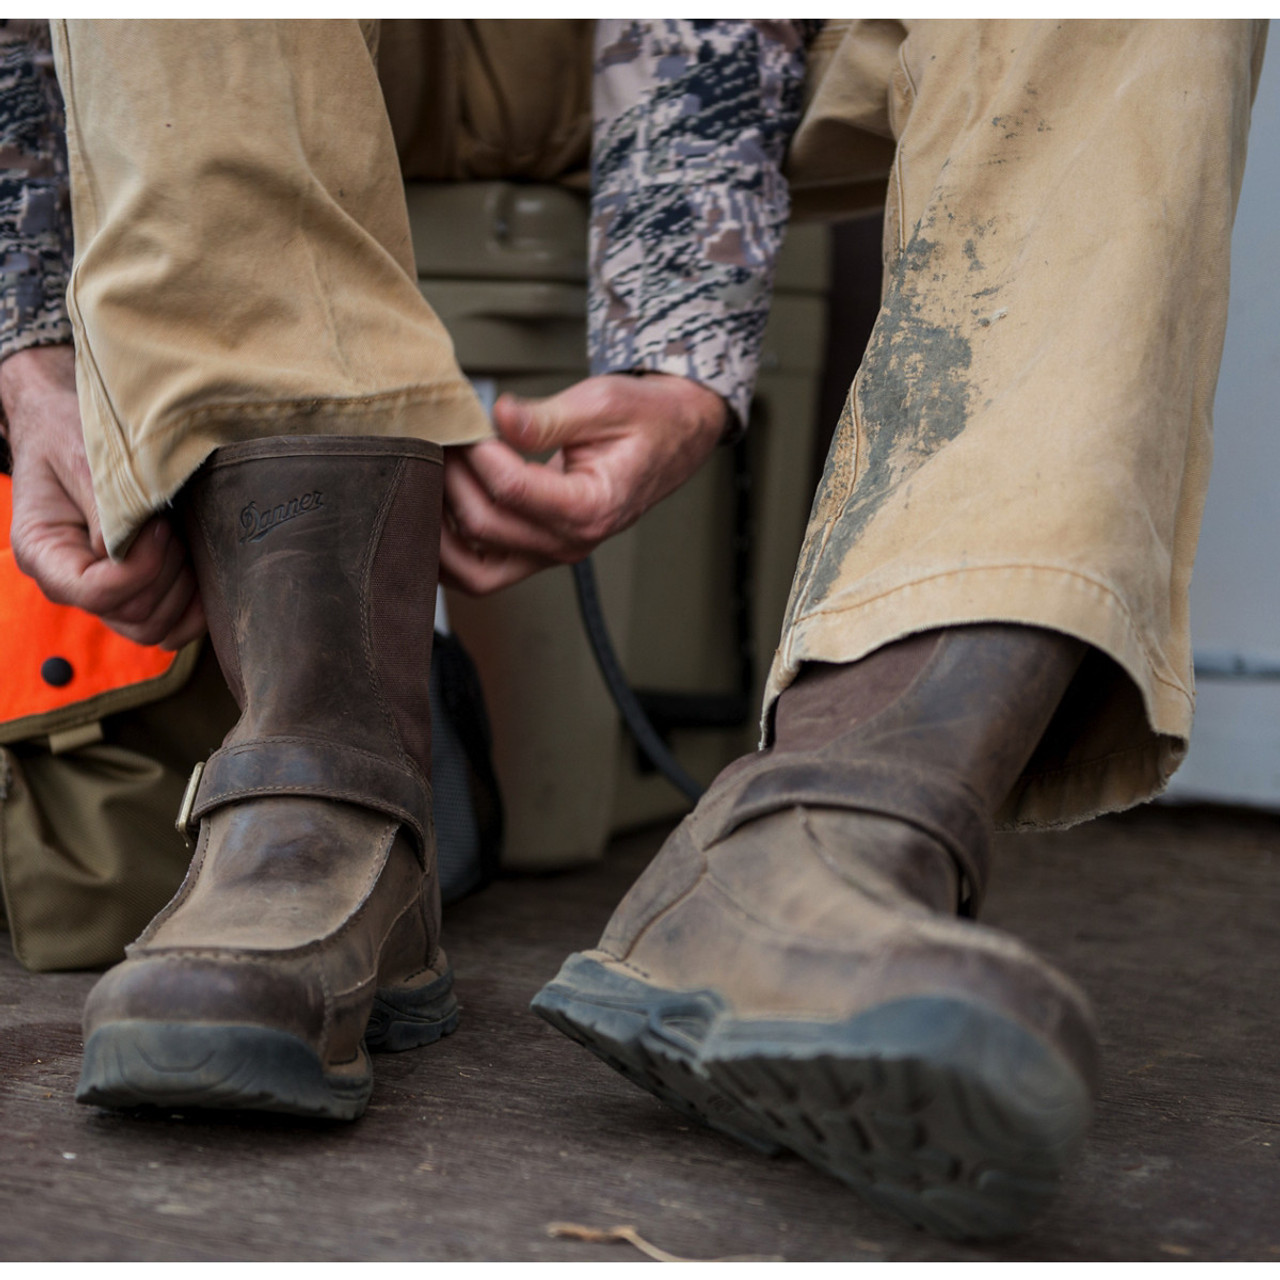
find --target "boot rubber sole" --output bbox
[76,971,459,1121]
[532,953,1091,1241]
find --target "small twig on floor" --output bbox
[547,1220,783,1263]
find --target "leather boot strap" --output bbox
[187,735,431,859]
[694,753,990,916]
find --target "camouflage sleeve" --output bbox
[589,20,819,433]
[0,20,73,365]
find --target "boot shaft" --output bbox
[773,625,1086,815]
[182,436,443,784]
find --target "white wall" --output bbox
[1164,43,1280,808]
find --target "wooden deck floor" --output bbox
[1,802,1278,1261]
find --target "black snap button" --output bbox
[41,656,74,688]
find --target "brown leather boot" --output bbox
[534,625,1099,1240]
[76,436,456,1120]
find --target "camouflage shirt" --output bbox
[589,20,819,433]
[0,20,72,364]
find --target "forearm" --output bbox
[588,20,817,434]
[0,19,73,373]
[0,341,75,442]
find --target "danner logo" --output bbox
[238,491,324,542]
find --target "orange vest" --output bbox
[0,473,195,744]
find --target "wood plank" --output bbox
[1,803,1278,1260]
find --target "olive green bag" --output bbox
[0,643,237,972]
[0,630,502,972]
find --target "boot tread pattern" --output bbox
[532,953,1090,1241]
[531,973,781,1155]
[77,978,459,1121]
[76,1022,374,1120]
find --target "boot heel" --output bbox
[532,953,781,1154]
[366,969,460,1053]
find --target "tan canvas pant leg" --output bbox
[770,19,1268,828]
[51,19,492,559]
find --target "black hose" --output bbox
[571,557,704,805]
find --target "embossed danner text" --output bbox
[239,491,324,542]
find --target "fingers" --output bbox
[444,445,603,560]
[1,352,205,647]
[103,554,201,648]
[438,522,555,596]
[445,375,727,590]
[459,438,620,542]
[14,510,202,648]
[158,591,208,652]
[95,520,185,620]
[34,517,180,618]
[492,379,649,456]
[491,386,608,454]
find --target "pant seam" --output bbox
[891,38,914,255]
[785,370,865,675]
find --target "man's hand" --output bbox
[1,344,205,649]
[440,372,728,595]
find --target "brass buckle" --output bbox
[175,760,205,849]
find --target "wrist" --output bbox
[0,343,76,441]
